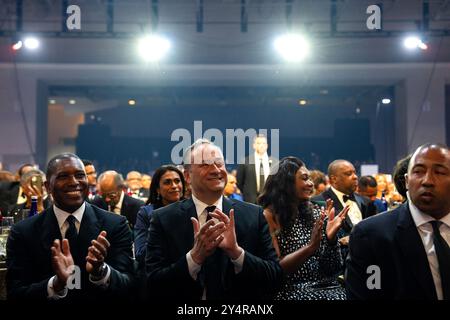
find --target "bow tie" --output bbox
[343,194,356,203]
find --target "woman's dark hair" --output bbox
[258,156,308,229]
[393,154,411,199]
[146,165,185,209]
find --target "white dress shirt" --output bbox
[407,192,450,300]
[110,190,124,214]
[330,186,363,225]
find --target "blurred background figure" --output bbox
[8,169,52,222]
[237,134,276,204]
[92,170,144,229]
[223,173,243,201]
[357,175,384,215]
[392,154,412,205]
[82,159,98,200]
[0,171,15,183]
[126,171,144,200]
[0,164,35,216]
[310,170,328,196]
[375,173,391,202]
[140,174,152,201]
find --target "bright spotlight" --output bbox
[24,37,40,50]
[403,36,427,50]
[382,98,391,105]
[69,99,76,105]
[299,99,307,106]
[128,99,136,106]
[274,34,310,62]
[12,40,23,51]
[138,35,171,62]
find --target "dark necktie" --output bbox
[205,205,216,222]
[65,215,78,251]
[198,205,219,298]
[343,194,356,203]
[430,221,450,300]
[259,159,265,193]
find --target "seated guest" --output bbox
[312,160,372,250]
[223,174,243,201]
[134,165,185,265]
[82,159,98,200]
[0,164,35,214]
[139,174,152,200]
[91,171,144,229]
[357,175,384,215]
[8,169,52,221]
[259,157,349,300]
[310,170,327,196]
[392,154,411,203]
[126,171,143,199]
[346,143,450,300]
[0,170,15,182]
[6,153,136,301]
[146,139,282,300]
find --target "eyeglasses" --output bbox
[101,191,119,199]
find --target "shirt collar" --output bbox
[407,191,450,228]
[53,202,86,229]
[331,186,347,203]
[191,194,223,219]
[254,152,269,162]
[115,190,125,210]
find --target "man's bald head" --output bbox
[328,159,358,195]
[405,143,450,219]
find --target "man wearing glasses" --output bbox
[91,171,144,229]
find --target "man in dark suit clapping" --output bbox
[6,153,136,301]
[346,143,450,300]
[146,139,282,300]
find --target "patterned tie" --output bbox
[65,215,78,251]
[430,221,450,300]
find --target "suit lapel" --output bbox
[327,189,353,232]
[40,207,63,252]
[120,194,128,219]
[396,203,437,299]
[76,203,101,265]
[222,197,233,216]
[326,189,344,211]
[217,197,234,292]
[355,194,371,219]
[180,199,198,252]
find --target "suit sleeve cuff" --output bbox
[230,249,245,274]
[89,264,111,288]
[47,276,68,299]
[186,251,202,280]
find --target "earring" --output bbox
[156,193,161,201]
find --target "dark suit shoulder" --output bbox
[311,188,334,202]
[352,205,403,238]
[11,208,46,232]
[229,198,262,213]
[87,202,128,225]
[124,194,145,206]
